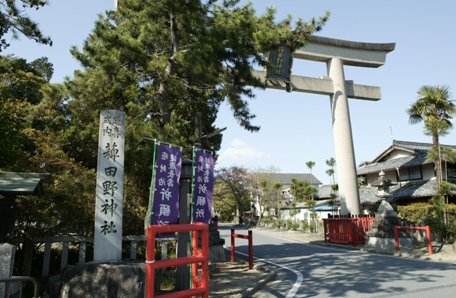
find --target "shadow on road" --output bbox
[218,223,456,297]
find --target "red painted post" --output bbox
[201,227,209,297]
[248,230,253,270]
[394,226,399,251]
[191,229,198,289]
[323,219,328,243]
[425,225,433,255]
[145,223,209,298]
[146,226,157,298]
[231,229,254,269]
[349,219,354,246]
[231,229,235,263]
[394,225,433,255]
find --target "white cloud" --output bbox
[217,139,271,166]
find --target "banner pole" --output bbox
[147,141,158,226]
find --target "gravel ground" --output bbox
[209,227,456,297]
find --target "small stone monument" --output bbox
[365,171,412,249]
[208,217,225,262]
[0,243,15,298]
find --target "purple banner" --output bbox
[151,144,182,228]
[193,150,214,224]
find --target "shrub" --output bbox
[290,222,300,231]
[262,215,273,227]
[272,219,282,229]
[301,220,309,233]
[398,202,456,243]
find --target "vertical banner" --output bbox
[193,149,214,224]
[94,110,125,262]
[151,143,182,231]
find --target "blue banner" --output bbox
[151,144,182,228]
[192,150,214,224]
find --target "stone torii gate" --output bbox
[254,35,395,215]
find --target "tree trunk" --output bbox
[157,12,179,127]
[432,134,442,184]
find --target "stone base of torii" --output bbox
[254,35,395,215]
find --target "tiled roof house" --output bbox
[251,173,321,210]
[269,173,321,202]
[356,140,456,207]
[273,173,322,188]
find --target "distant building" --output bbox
[276,174,337,224]
[250,173,321,218]
[273,173,322,205]
[280,140,456,223]
[273,173,322,188]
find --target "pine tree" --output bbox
[69,0,329,149]
[0,0,52,51]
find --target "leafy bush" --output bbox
[290,222,300,231]
[272,219,283,229]
[397,203,432,222]
[301,220,309,233]
[262,215,273,227]
[397,202,456,243]
[309,220,317,233]
[285,219,293,230]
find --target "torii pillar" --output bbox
[255,36,395,215]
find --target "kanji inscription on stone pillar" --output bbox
[94,110,126,261]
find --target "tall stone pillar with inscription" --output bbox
[94,110,126,262]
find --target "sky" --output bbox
[4,0,456,184]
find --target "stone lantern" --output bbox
[365,171,412,249]
[370,170,398,217]
[371,171,396,200]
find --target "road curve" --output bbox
[219,225,456,298]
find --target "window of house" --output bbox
[448,164,456,178]
[399,166,422,181]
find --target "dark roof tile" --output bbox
[358,156,430,175]
[273,173,322,186]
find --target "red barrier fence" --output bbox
[230,229,253,269]
[323,216,375,246]
[394,225,433,255]
[146,223,209,298]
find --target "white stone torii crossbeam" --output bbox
[254,36,395,215]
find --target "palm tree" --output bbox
[306,161,315,186]
[325,168,334,184]
[326,158,337,211]
[407,85,456,182]
[326,158,336,186]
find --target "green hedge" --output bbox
[397,202,456,243]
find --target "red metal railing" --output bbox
[146,223,209,298]
[230,229,253,269]
[394,225,433,255]
[323,216,375,246]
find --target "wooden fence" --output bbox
[323,215,375,246]
[9,235,176,278]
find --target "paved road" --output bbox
[219,225,456,297]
